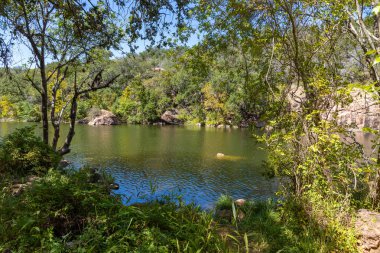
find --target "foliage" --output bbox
[2,1,380,251]
[0,127,60,177]
[0,169,226,252]
[215,194,234,210]
[113,77,161,124]
[0,44,270,127]
[257,115,366,252]
[0,95,15,118]
[213,196,358,252]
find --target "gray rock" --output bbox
[160,110,183,125]
[234,199,246,207]
[289,86,380,130]
[88,110,120,126]
[356,209,380,252]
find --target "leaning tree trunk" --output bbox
[59,94,78,156]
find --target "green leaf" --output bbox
[373,5,380,15]
[244,233,249,252]
[362,127,379,134]
[373,55,380,65]
[366,49,377,56]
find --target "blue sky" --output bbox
[10,28,201,67]
[6,0,204,67]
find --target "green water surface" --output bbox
[0,122,275,208]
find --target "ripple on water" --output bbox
[0,123,277,209]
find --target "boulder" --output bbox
[88,110,120,126]
[356,209,380,252]
[160,110,183,125]
[234,199,246,207]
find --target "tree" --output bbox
[0,0,192,154]
[341,0,380,206]
[0,0,122,148]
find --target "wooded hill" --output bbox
[0,46,268,127]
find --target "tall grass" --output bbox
[0,169,228,252]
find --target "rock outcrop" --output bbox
[160,110,183,125]
[333,89,380,130]
[356,209,380,252]
[288,85,380,130]
[88,110,120,126]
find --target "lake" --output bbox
[0,122,276,209]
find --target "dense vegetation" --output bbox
[2,0,380,252]
[0,47,265,127]
[0,129,358,252]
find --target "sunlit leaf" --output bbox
[372,5,380,15]
[373,55,380,65]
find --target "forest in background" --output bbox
[0,46,268,127]
[2,0,380,252]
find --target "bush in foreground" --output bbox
[0,169,226,252]
[0,127,60,177]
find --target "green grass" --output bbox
[0,169,227,253]
[0,127,360,252]
[215,194,234,210]
[0,171,359,253]
[213,198,358,253]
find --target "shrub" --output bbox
[0,127,60,177]
[0,169,226,252]
[215,194,234,210]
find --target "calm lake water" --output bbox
[0,122,275,209]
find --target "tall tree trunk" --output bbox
[52,123,60,151]
[40,65,49,144]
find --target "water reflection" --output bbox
[0,123,275,209]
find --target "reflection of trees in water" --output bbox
[0,123,274,208]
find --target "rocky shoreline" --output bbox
[4,88,380,130]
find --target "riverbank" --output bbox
[0,126,362,252]
[0,116,254,129]
[0,168,358,252]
